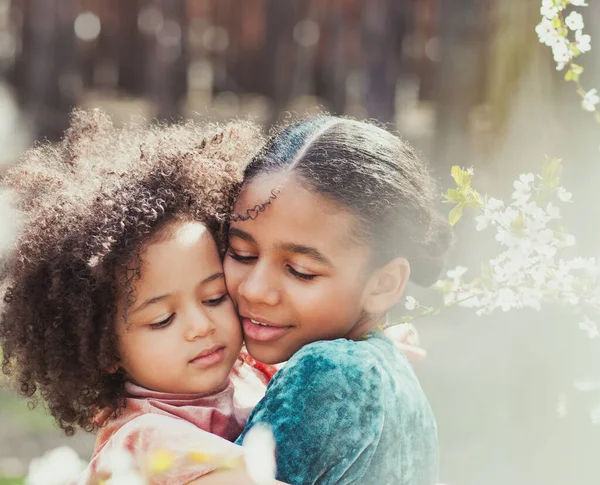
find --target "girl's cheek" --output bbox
[223,260,239,289]
[225,269,244,299]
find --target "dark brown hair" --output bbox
[0,109,262,435]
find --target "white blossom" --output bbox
[570,0,588,6]
[551,38,572,64]
[575,29,591,53]
[442,291,457,306]
[437,166,598,321]
[536,18,560,46]
[530,262,550,287]
[476,198,505,231]
[455,292,480,308]
[518,287,544,311]
[540,0,560,19]
[556,186,573,202]
[564,257,596,272]
[545,202,561,219]
[512,173,535,204]
[487,198,505,211]
[405,296,418,311]
[447,266,468,280]
[475,214,490,231]
[497,288,518,311]
[582,88,600,112]
[243,424,276,485]
[565,11,584,31]
[494,227,518,247]
[25,447,87,485]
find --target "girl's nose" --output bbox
[237,261,280,307]
[183,305,215,341]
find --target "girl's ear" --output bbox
[362,257,410,315]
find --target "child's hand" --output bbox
[383,324,427,362]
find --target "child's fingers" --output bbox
[383,323,419,346]
[394,343,428,362]
[383,324,427,361]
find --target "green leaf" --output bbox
[570,45,581,58]
[541,156,562,190]
[564,64,583,82]
[442,188,464,204]
[448,204,464,226]
[564,69,577,82]
[450,165,463,187]
[450,166,472,190]
[464,194,483,208]
[462,171,472,188]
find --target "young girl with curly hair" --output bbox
[0,110,280,484]
[195,115,452,485]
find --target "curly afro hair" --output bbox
[0,109,264,435]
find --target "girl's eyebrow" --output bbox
[130,272,224,314]
[130,294,171,315]
[229,227,332,266]
[229,226,255,243]
[276,242,333,267]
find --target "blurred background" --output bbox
[0,0,599,484]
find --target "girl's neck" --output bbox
[345,312,385,340]
[126,377,231,398]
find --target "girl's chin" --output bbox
[244,339,291,366]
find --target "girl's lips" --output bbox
[242,317,292,342]
[189,347,225,368]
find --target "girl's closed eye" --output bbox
[287,264,318,281]
[227,248,256,263]
[203,294,229,306]
[149,313,175,330]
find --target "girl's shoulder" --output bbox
[271,338,389,396]
[286,335,401,374]
[265,335,417,407]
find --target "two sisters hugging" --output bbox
[0,110,451,485]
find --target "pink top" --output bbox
[76,355,273,484]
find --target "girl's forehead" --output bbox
[170,221,209,246]
[237,173,336,216]
[233,175,366,254]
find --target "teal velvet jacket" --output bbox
[235,334,439,485]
